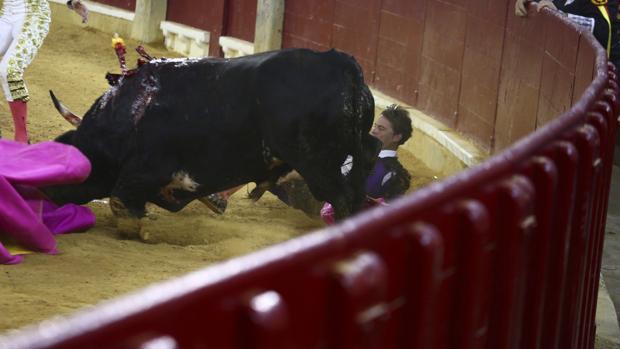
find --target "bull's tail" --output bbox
[49,90,82,127]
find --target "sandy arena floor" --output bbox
[0,21,439,332]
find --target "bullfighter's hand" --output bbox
[515,0,529,17]
[67,0,89,23]
[536,0,557,12]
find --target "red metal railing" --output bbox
[1,7,619,349]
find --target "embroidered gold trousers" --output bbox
[0,0,50,102]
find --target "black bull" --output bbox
[43,48,380,238]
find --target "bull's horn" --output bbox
[49,90,82,127]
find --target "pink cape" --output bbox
[0,140,95,264]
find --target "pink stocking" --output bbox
[9,100,28,143]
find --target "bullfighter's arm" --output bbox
[66,0,89,23]
[379,160,411,201]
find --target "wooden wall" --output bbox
[163,0,256,56]
[281,0,592,153]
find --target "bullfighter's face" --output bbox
[370,115,402,151]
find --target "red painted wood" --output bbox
[450,200,493,349]
[224,0,257,42]
[326,251,390,349]
[416,0,467,128]
[373,1,416,102]
[456,0,509,152]
[583,76,620,347]
[536,15,579,127]
[283,0,335,51]
[90,0,135,11]
[579,111,607,349]
[166,0,227,57]
[239,290,292,349]
[400,223,443,348]
[539,142,579,349]
[573,35,597,105]
[519,156,559,349]
[484,176,535,349]
[494,5,547,152]
[331,0,381,82]
[559,125,601,349]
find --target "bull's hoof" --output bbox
[116,216,143,240]
[248,185,267,202]
[110,196,147,241]
[139,228,150,242]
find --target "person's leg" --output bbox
[0,19,11,140]
[219,185,244,199]
[0,21,28,142]
[199,185,244,214]
[0,10,50,142]
[0,17,27,142]
[8,99,27,142]
[198,193,229,214]
[0,17,13,56]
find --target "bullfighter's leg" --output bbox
[198,193,229,214]
[0,3,50,143]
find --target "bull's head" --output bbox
[41,136,113,205]
[43,91,114,205]
[49,90,82,127]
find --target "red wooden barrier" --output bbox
[0,6,618,349]
[90,0,135,11]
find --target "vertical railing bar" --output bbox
[583,76,620,348]
[518,156,559,349]
[400,222,444,349]
[539,141,579,349]
[485,176,535,349]
[450,199,493,349]
[579,110,607,349]
[559,125,600,349]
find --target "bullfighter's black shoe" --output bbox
[200,193,228,214]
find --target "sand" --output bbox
[0,20,439,333]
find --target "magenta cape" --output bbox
[0,140,95,264]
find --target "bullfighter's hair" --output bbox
[381,104,412,145]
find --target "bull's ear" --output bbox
[55,130,77,145]
[49,90,82,127]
